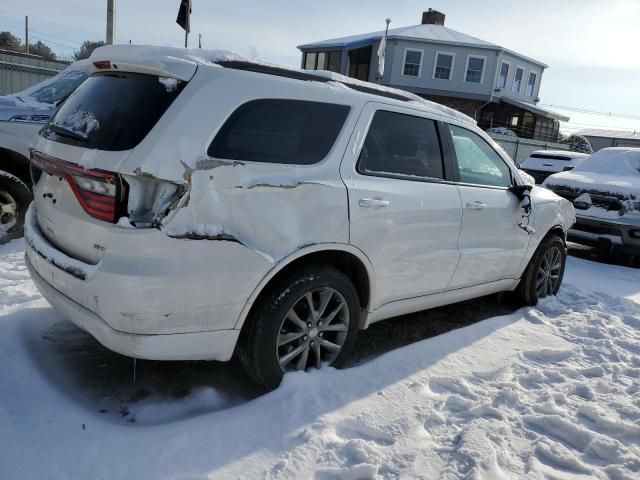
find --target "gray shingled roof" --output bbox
[298,24,547,68]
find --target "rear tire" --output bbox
[237,265,360,391]
[516,235,567,306]
[0,172,32,240]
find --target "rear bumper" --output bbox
[27,254,239,360]
[568,215,640,255]
[24,205,273,360]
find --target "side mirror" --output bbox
[508,184,533,201]
[509,184,533,215]
[515,162,522,169]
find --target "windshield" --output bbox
[43,72,186,151]
[23,69,88,105]
[574,148,640,176]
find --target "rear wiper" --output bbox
[49,124,88,142]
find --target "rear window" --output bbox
[530,153,572,161]
[208,99,350,165]
[43,72,186,151]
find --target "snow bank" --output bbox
[1,240,639,479]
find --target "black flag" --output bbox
[176,0,191,32]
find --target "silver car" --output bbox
[25,45,575,389]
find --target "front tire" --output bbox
[516,235,567,306]
[238,265,360,390]
[0,172,32,240]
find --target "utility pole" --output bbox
[25,16,29,54]
[198,33,202,49]
[106,0,116,44]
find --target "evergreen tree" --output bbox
[74,40,106,60]
[0,31,22,52]
[565,135,593,154]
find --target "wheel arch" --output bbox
[235,243,375,332]
[0,147,31,185]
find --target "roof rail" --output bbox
[215,60,411,103]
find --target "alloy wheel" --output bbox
[0,190,18,233]
[535,246,563,298]
[276,287,350,372]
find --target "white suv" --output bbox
[25,45,575,389]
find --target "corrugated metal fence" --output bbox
[488,133,570,164]
[0,49,70,95]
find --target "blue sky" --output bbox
[3,0,639,134]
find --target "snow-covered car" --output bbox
[0,60,88,238]
[486,127,517,138]
[25,45,575,389]
[521,150,590,184]
[543,147,640,256]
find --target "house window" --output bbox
[433,52,454,80]
[402,49,423,77]
[512,67,524,92]
[348,46,372,81]
[304,51,342,73]
[526,72,537,96]
[497,62,509,88]
[304,52,317,70]
[465,56,485,84]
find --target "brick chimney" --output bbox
[422,8,445,25]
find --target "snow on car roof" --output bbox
[90,44,474,126]
[574,147,640,176]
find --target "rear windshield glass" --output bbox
[208,99,350,165]
[530,153,572,160]
[43,72,185,151]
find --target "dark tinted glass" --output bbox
[43,72,185,151]
[208,100,350,165]
[358,111,444,180]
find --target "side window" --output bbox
[357,111,444,180]
[448,124,512,187]
[208,99,350,165]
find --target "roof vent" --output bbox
[422,8,445,25]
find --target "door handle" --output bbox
[359,198,390,208]
[466,201,487,210]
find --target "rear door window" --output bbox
[448,124,513,187]
[43,72,186,151]
[357,110,445,180]
[208,99,350,165]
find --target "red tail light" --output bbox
[93,60,111,70]
[30,151,127,223]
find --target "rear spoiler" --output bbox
[86,45,199,81]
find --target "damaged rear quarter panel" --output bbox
[162,160,350,263]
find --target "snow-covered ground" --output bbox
[1,239,639,479]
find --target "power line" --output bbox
[29,34,77,51]
[0,8,102,39]
[541,103,640,121]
